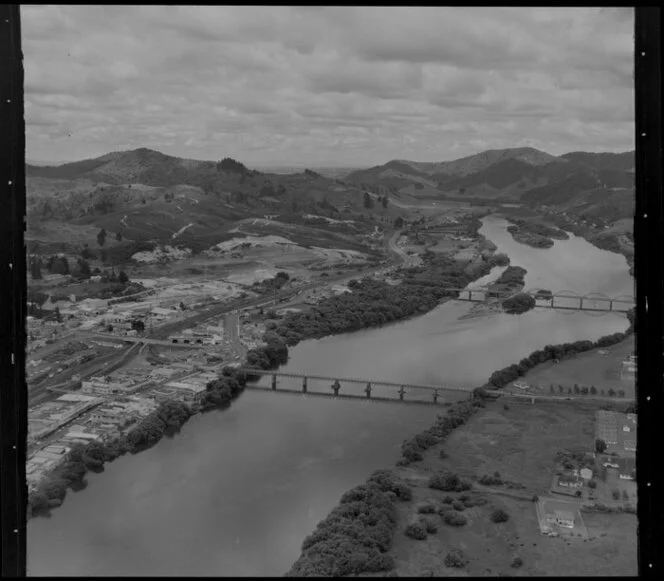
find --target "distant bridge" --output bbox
[239,368,471,405]
[442,287,634,313]
[88,334,203,349]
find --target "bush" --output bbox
[429,471,472,492]
[417,503,437,515]
[451,500,466,512]
[421,517,438,534]
[588,480,597,489]
[491,509,510,523]
[443,511,468,527]
[404,522,428,540]
[479,474,504,486]
[511,557,524,569]
[444,549,470,568]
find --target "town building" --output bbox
[546,509,575,529]
[557,474,583,488]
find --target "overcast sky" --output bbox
[22,6,634,167]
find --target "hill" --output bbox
[26,149,401,262]
[345,147,634,222]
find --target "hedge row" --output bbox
[398,389,488,466]
[487,308,635,389]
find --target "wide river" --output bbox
[27,216,634,576]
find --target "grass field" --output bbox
[386,398,637,576]
[522,337,635,399]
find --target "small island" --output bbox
[506,219,569,249]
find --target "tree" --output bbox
[118,271,129,284]
[490,509,509,523]
[81,245,94,259]
[116,231,123,242]
[76,258,91,278]
[180,301,186,311]
[573,384,580,394]
[590,385,597,395]
[30,257,43,280]
[131,319,145,333]
[54,306,62,323]
[595,438,607,454]
[394,216,404,228]
[608,388,616,397]
[382,196,388,209]
[363,192,374,209]
[96,228,107,247]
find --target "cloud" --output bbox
[21,6,634,166]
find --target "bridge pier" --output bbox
[398,386,406,401]
[302,377,308,394]
[271,374,277,390]
[579,297,584,309]
[332,380,340,396]
[433,390,439,405]
[609,300,613,311]
[365,382,372,399]
[468,290,472,301]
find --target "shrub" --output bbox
[491,509,510,523]
[612,489,620,500]
[588,480,597,489]
[429,471,472,492]
[444,549,470,568]
[511,557,524,569]
[479,474,504,486]
[439,449,449,459]
[451,500,465,512]
[422,517,438,534]
[443,511,468,527]
[417,503,437,515]
[404,522,428,540]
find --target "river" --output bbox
[26,216,633,576]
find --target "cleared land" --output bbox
[521,337,635,399]
[386,398,636,576]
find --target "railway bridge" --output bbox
[444,286,634,313]
[239,367,474,406]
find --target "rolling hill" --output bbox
[26,149,398,260]
[345,147,635,222]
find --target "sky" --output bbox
[22,6,634,167]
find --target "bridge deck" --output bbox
[246,385,448,406]
[240,368,469,393]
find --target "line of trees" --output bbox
[486,307,635,389]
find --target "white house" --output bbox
[546,510,575,529]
